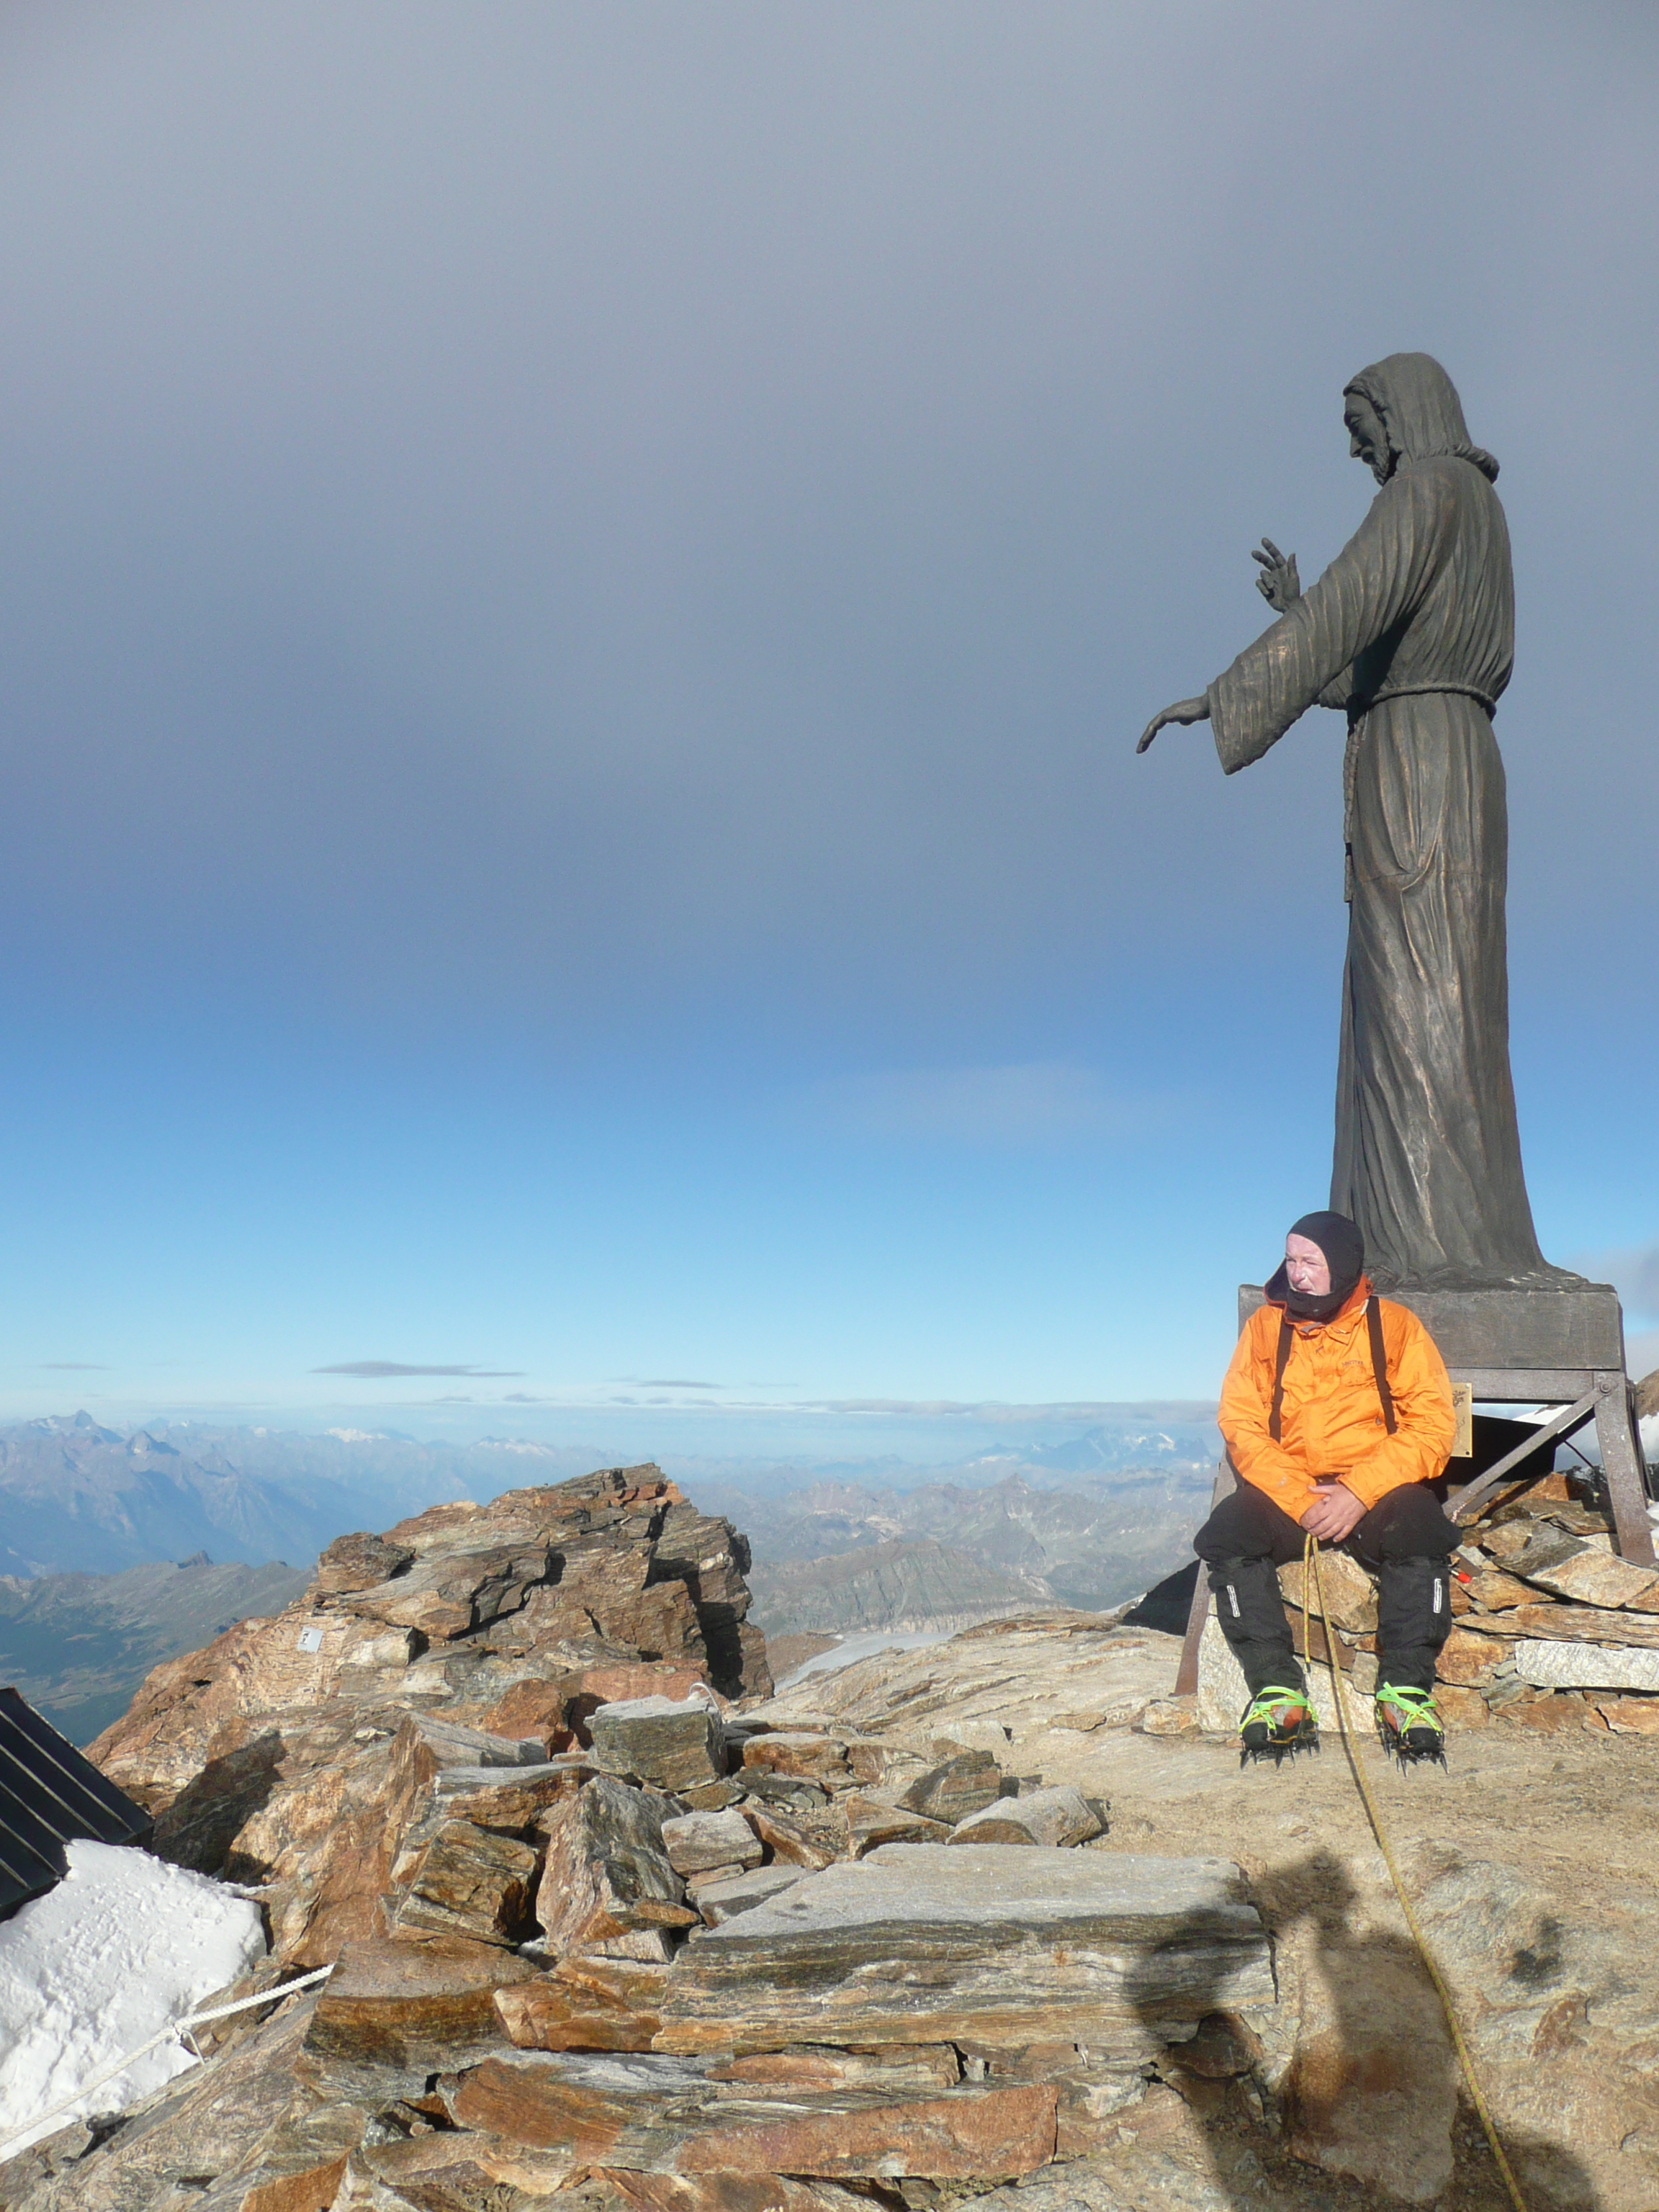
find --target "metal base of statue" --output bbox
[1172,1282,1655,1697]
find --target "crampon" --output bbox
[1238,1684,1318,1768]
[1374,1683,1447,1768]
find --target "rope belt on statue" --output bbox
[1300,1532,1529,2212]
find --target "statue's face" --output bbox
[1344,391,1393,484]
[1285,1233,1331,1298]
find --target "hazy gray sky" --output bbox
[0,3,1655,1421]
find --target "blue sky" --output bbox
[0,2,1655,1436]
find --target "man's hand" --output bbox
[1251,538,1300,613]
[1299,1481,1365,1544]
[1136,695,1210,754]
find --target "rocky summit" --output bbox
[5,1463,1659,2212]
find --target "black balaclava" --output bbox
[1265,1210,1365,1324]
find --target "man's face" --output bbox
[1285,1233,1331,1297]
[1344,391,1393,483]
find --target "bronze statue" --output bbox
[1139,354,1571,1291]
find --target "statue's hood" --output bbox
[1345,352,1498,482]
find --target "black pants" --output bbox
[1193,1479,1458,1698]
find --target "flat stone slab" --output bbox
[1514,1640,1659,1694]
[655,1844,1271,2059]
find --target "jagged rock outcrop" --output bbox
[84,1466,769,1964]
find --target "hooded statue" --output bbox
[1195,354,1570,1290]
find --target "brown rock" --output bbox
[351,1542,553,1640]
[708,2046,961,2092]
[473,1677,576,1751]
[1465,1568,1530,1610]
[302,1935,536,2090]
[537,1773,689,1959]
[1430,1683,1491,1730]
[898,1750,1002,1825]
[597,2173,891,2212]
[1135,1698,1200,1737]
[1278,1550,1377,1632]
[451,2054,1056,2181]
[675,2083,1058,2179]
[390,1817,539,1944]
[350,2128,577,2204]
[230,2100,368,2212]
[742,1802,844,1869]
[1519,1543,1659,1610]
[432,1754,595,1833]
[1434,1627,1509,1686]
[843,1792,951,1857]
[495,1958,670,2050]
[1474,1604,1659,1647]
[1595,1696,1659,1732]
[1498,1694,1591,1732]
[662,1807,764,1875]
[741,1733,853,1787]
[314,1529,417,1596]
[947,1786,1102,1848]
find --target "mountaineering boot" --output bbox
[1375,1683,1446,1761]
[1239,1683,1316,1757]
[1208,1553,1301,1688]
[1372,1555,1453,1707]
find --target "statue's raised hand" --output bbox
[1251,538,1300,613]
[1136,696,1210,754]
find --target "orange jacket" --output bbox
[1218,1278,1455,1523]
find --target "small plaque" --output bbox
[1451,1382,1474,1460]
[296,1626,325,1654]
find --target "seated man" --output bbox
[1195,1210,1459,1758]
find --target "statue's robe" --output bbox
[1205,451,1564,1289]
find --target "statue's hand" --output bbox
[1251,537,1300,613]
[1136,696,1210,754]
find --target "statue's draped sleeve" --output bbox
[1208,471,1457,774]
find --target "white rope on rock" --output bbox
[0,1964,333,2164]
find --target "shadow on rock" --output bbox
[1129,1846,1603,2210]
[150,1727,286,1874]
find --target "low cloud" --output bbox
[797,1064,1183,1148]
[37,1362,110,1371]
[311,1361,526,1379]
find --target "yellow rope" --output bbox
[1302,1532,1529,2212]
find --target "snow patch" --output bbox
[0,1840,266,2156]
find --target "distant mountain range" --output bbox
[0,1554,310,1743]
[0,1411,600,1577]
[0,1408,1220,1724]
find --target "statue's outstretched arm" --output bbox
[1136,696,1210,754]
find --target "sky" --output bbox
[0,1,1655,1439]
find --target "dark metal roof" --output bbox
[0,1686,153,1920]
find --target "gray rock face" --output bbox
[657,1845,1272,2059]
[948,1786,1103,1848]
[691,1863,809,1925]
[1514,1638,1659,1692]
[661,1806,763,1875]
[591,1694,727,1792]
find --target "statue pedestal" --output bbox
[1172,1282,1654,1696]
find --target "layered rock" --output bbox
[15,1461,1656,2212]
